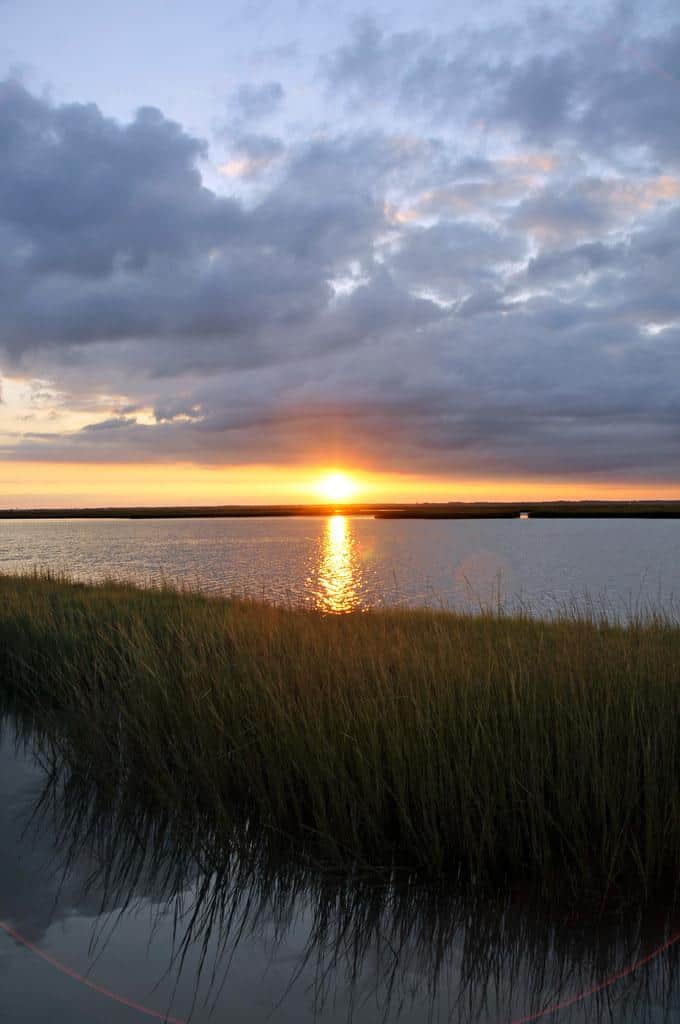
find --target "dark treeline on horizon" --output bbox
[4,501,680,520]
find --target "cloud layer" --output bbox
[2,3,680,484]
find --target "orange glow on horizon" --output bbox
[2,460,680,508]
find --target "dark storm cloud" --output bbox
[2,1,680,485]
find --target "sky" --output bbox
[1,0,679,505]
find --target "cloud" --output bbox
[323,12,680,167]
[230,80,284,120]
[217,132,285,179]
[512,175,680,243]
[495,52,576,143]
[391,220,526,301]
[2,0,680,487]
[0,80,387,365]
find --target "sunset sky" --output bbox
[1,0,679,505]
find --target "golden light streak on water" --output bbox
[318,515,360,612]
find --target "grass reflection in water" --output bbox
[2,711,680,1024]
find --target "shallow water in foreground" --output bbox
[2,515,680,615]
[1,719,679,1023]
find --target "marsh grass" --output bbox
[2,572,680,898]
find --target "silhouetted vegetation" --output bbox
[5,499,680,519]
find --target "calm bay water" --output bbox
[3,524,680,1019]
[3,518,680,1020]
[1,515,680,616]
[1,718,679,1024]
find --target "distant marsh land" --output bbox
[2,573,680,903]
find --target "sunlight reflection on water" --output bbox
[2,515,680,618]
[317,515,361,612]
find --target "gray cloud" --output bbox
[324,12,680,167]
[0,85,228,278]
[2,2,680,486]
[230,80,284,120]
[0,80,393,365]
[496,53,576,143]
[391,220,526,301]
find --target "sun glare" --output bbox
[317,471,358,503]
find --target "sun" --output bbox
[317,471,358,503]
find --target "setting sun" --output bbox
[316,471,358,503]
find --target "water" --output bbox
[1,717,679,1024]
[3,519,680,1020]
[1,515,680,616]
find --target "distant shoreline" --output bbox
[3,500,680,520]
